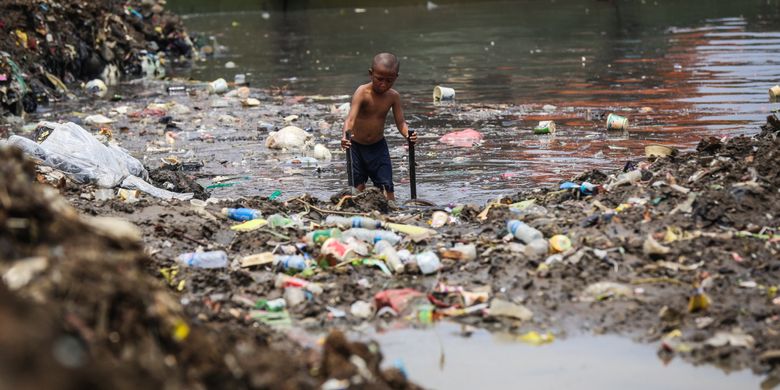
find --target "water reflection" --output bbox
[362,321,761,390]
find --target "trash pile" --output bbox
[0,146,417,389]
[0,0,195,116]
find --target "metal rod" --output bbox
[345,131,354,191]
[408,130,417,199]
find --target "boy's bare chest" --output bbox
[359,95,393,118]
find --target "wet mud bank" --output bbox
[6,104,777,387]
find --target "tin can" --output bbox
[433,86,455,102]
[606,113,629,131]
[769,85,780,102]
[533,120,556,134]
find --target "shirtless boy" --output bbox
[341,52,418,202]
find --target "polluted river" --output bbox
[2,0,780,389]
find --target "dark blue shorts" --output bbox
[350,138,393,193]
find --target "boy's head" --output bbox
[369,52,399,94]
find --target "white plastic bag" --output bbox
[121,175,193,201]
[6,122,190,201]
[265,126,313,150]
[30,122,145,187]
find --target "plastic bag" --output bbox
[438,128,483,147]
[265,126,313,150]
[6,121,191,201]
[121,175,193,201]
[19,121,147,187]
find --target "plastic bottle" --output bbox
[560,181,599,196]
[256,298,286,312]
[607,170,642,190]
[304,228,342,246]
[221,207,262,221]
[373,240,404,273]
[507,220,543,244]
[580,182,598,196]
[325,215,383,229]
[177,251,228,268]
[274,255,307,271]
[342,228,401,245]
[415,251,441,275]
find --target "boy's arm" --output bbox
[392,94,417,144]
[341,87,363,149]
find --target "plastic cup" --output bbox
[770,85,780,102]
[606,113,629,131]
[433,86,455,102]
[207,78,228,94]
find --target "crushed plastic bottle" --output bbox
[507,220,543,244]
[325,215,383,229]
[221,207,262,221]
[177,251,228,268]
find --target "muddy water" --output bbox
[172,0,780,204]
[360,322,761,389]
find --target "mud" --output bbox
[148,167,209,200]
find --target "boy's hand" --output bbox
[407,131,418,144]
[341,136,351,150]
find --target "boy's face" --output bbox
[369,65,398,94]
